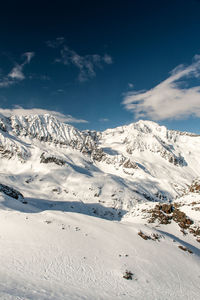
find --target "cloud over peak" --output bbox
[0,106,88,124]
[123,55,200,120]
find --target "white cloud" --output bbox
[0,106,88,124]
[48,38,113,82]
[0,52,35,88]
[123,55,200,120]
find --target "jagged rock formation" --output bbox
[10,114,97,153]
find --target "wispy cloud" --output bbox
[8,64,25,80]
[123,55,200,120]
[0,79,15,88]
[128,83,134,89]
[47,38,113,82]
[46,37,65,48]
[103,54,113,65]
[99,118,109,122]
[58,47,113,82]
[0,52,35,88]
[0,106,88,124]
[28,74,51,81]
[23,52,35,63]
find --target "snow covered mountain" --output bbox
[1,113,200,211]
[0,113,200,299]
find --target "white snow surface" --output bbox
[0,114,200,299]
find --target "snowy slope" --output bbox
[0,191,200,300]
[0,113,200,299]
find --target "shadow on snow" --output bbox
[157,229,200,257]
[1,195,127,221]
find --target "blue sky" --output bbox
[0,0,200,133]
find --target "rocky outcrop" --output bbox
[123,159,138,169]
[0,119,7,132]
[0,183,24,201]
[189,178,200,193]
[40,152,66,166]
[91,148,105,162]
[147,203,193,229]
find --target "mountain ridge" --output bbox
[0,113,200,211]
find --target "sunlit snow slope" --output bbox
[0,113,200,299]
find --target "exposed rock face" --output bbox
[189,179,200,193]
[0,133,30,161]
[0,183,24,201]
[91,148,105,162]
[0,119,7,132]
[147,203,193,229]
[123,159,138,169]
[40,152,66,166]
